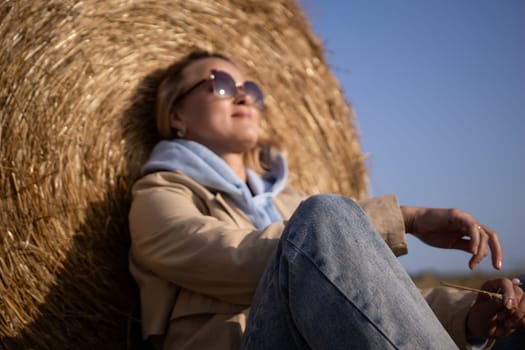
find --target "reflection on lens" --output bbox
[243,82,264,110]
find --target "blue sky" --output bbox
[300,0,525,275]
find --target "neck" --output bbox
[220,153,247,182]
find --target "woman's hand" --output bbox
[400,206,502,270]
[466,278,525,339]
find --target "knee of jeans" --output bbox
[285,194,370,249]
[298,194,361,217]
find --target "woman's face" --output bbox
[170,58,262,157]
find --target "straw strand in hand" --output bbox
[440,282,503,301]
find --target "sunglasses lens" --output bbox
[212,71,237,98]
[243,81,265,110]
[211,70,265,110]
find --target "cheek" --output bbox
[181,97,212,120]
[184,101,227,133]
[254,111,262,124]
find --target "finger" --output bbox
[451,238,471,253]
[482,278,516,308]
[518,296,525,328]
[482,224,503,270]
[501,280,517,310]
[507,286,525,325]
[469,227,488,269]
[467,223,481,255]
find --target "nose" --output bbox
[233,85,253,107]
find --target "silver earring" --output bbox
[176,127,186,138]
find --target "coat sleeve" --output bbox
[421,287,495,350]
[358,194,408,256]
[129,173,285,305]
[130,171,407,304]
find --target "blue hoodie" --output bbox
[141,139,288,229]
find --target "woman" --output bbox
[129,51,525,349]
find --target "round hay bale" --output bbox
[0,0,367,348]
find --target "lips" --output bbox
[232,109,252,118]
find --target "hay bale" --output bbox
[0,0,367,348]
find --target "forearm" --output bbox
[130,204,285,304]
[129,172,302,306]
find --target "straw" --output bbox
[440,282,503,301]
[1,0,367,348]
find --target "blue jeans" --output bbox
[240,194,458,349]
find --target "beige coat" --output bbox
[129,171,478,349]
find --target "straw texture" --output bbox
[0,0,367,348]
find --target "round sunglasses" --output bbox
[172,69,265,111]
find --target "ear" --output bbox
[168,110,185,131]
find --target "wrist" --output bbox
[400,206,417,233]
[465,308,484,340]
[465,310,475,339]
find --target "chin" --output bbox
[233,137,259,153]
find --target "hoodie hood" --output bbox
[141,139,288,229]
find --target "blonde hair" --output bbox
[155,50,278,175]
[156,51,232,139]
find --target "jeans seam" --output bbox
[286,238,400,350]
